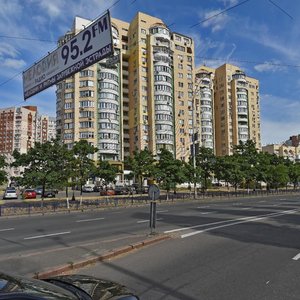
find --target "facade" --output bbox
[262,144,300,162]
[212,64,261,156]
[36,115,56,143]
[194,66,215,153]
[0,106,37,155]
[0,106,56,180]
[56,12,195,163]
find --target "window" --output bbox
[64,92,74,99]
[80,90,94,98]
[141,28,146,34]
[80,70,94,77]
[80,80,94,87]
[178,73,183,78]
[178,82,184,88]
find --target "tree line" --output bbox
[0,139,300,200]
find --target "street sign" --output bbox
[148,184,160,201]
[23,10,113,99]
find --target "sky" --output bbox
[0,0,299,146]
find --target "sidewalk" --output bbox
[1,232,170,278]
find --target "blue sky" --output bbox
[0,0,299,145]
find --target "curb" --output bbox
[34,234,171,279]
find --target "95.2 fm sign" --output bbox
[23,10,113,99]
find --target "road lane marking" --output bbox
[241,207,252,210]
[137,218,163,224]
[201,212,215,215]
[76,217,105,223]
[0,228,14,232]
[164,209,298,234]
[157,210,168,213]
[180,209,298,238]
[197,206,210,208]
[292,253,300,261]
[24,231,71,240]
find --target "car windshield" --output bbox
[0,273,77,300]
[6,189,16,193]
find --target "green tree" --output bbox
[12,139,65,208]
[0,155,7,186]
[195,147,215,192]
[155,149,187,199]
[288,162,300,189]
[95,160,119,188]
[72,140,98,199]
[124,149,156,189]
[233,140,259,191]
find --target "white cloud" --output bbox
[2,58,26,69]
[254,60,287,72]
[219,0,239,5]
[200,9,230,32]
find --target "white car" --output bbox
[3,188,18,200]
[82,185,94,192]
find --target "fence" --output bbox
[0,188,299,217]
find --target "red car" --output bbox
[100,189,115,196]
[22,189,37,199]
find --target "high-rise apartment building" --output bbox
[212,64,261,156]
[36,115,56,144]
[56,12,195,164]
[0,106,37,155]
[194,66,215,152]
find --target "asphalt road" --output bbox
[74,194,300,300]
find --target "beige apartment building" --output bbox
[262,144,300,162]
[56,12,195,164]
[212,64,261,156]
[36,115,56,143]
[0,106,37,155]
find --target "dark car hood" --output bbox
[46,274,136,300]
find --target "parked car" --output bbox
[22,189,37,199]
[35,186,43,195]
[3,188,18,200]
[0,272,139,299]
[41,190,56,198]
[93,185,102,192]
[82,185,94,192]
[100,188,115,196]
[114,185,130,195]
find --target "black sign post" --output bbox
[148,184,160,234]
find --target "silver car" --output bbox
[3,188,18,200]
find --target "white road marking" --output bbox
[259,200,266,203]
[292,253,300,261]
[201,212,215,215]
[157,218,164,221]
[76,217,105,223]
[157,210,168,213]
[164,209,298,235]
[0,228,14,232]
[181,209,298,238]
[137,220,148,223]
[24,231,71,240]
[241,207,252,210]
[197,206,210,209]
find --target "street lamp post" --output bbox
[191,79,201,199]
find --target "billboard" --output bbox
[23,10,113,100]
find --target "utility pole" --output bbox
[192,78,201,199]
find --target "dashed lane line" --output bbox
[24,231,71,240]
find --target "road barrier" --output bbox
[0,188,299,217]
